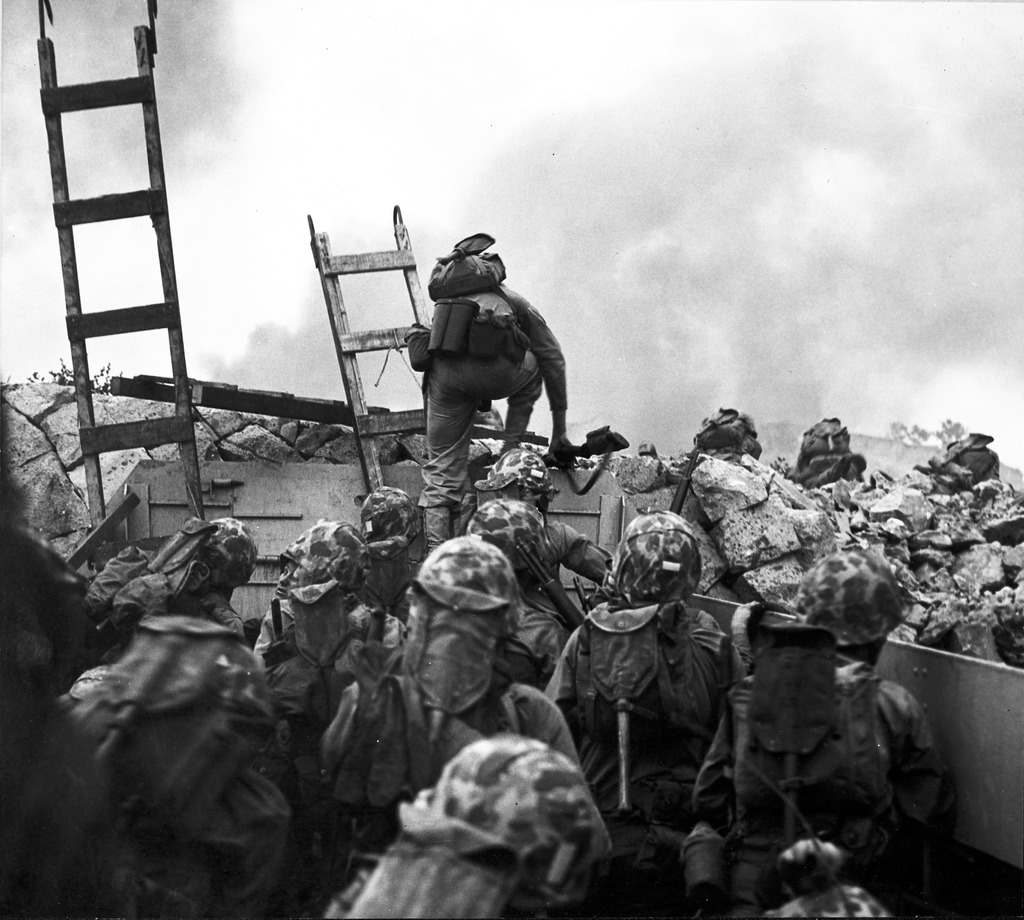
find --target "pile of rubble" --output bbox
[611,451,1024,669]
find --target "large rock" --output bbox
[219,425,301,463]
[691,456,769,523]
[909,529,953,552]
[613,456,667,493]
[733,554,806,612]
[981,515,1024,547]
[787,508,839,567]
[2,401,53,469]
[196,408,262,440]
[69,448,150,510]
[1,382,75,422]
[296,424,349,458]
[1003,544,1024,579]
[951,614,1003,663]
[866,487,932,532]
[951,544,1008,595]
[20,452,91,537]
[36,400,83,467]
[712,495,801,572]
[314,431,360,464]
[691,525,729,594]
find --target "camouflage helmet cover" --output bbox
[611,511,702,606]
[279,519,368,600]
[201,517,257,589]
[399,735,610,909]
[360,485,419,542]
[475,447,556,497]
[796,548,904,645]
[413,535,519,614]
[465,498,549,571]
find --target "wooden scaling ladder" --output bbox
[37,4,204,527]
[309,206,431,491]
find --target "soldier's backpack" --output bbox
[427,233,506,301]
[798,419,852,462]
[695,409,763,460]
[940,433,1000,484]
[71,615,274,837]
[731,625,889,828]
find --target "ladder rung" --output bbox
[80,416,193,456]
[41,76,154,115]
[339,326,413,354]
[323,250,417,276]
[356,409,425,437]
[66,302,179,341]
[53,189,167,227]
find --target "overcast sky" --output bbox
[2,1,1022,467]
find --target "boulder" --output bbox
[314,432,360,464]
[21,452,91,537]
[910,547,953,570]
[889,624,918,644]
[946,521,986,551]
[951,544,1008,595]
[733,554,806,612]
[219,425,301,463]
[786,508,839,568]
[613,456,667,493]
[713,495,801,572]
[981,515,1024,548]
[909,530,953,552]
[296,424,349,457]
[1,382,75,422]
[2,402,53,469]
[951,615,1003,663]
[866,488,932,533]
[32,400,83,467]
[918,598,971,646]
[691,525,729,594]
[691,456,769,523]
[1003,544,1024,579]
[69,448,149,510]
[203,409,264,440]
[278,419,302,445]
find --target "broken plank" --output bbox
[66,490,141,569]
[110,375,369,426]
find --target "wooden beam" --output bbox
[110,375,374,426]
[66,302,178,341]
[40,76,153,115]
[53,189,166,227]
[322,249,417,276]
[65,490,141,569]
[338,326,413,354]
[79,415,193,455]
[356,409,426,436]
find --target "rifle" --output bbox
[572,576,592,615]
[518,542,585,631]
[669,418,721,514]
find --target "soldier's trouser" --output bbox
[419,352,542,512]
[199,766,291,918]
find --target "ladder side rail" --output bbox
[393,207,430,325]
[134,27,204,519]
[38,37,106,524]
[313,231,384,490]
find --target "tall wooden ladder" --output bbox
[37,5,204,528]
[309,207,431,491]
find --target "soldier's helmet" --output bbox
[413,535,519,622]
[280,519,368,592]
[200,517,257,590]
[475,447,556,499]
[360,485,419,543]
[465,497,548,572]
[611,511,702,605]
[796,548,904,646]
[400,735,610,909]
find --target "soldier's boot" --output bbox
[422,506,452,554]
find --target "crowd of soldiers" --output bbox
[1,236,963,917]
[1,441,955,918]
